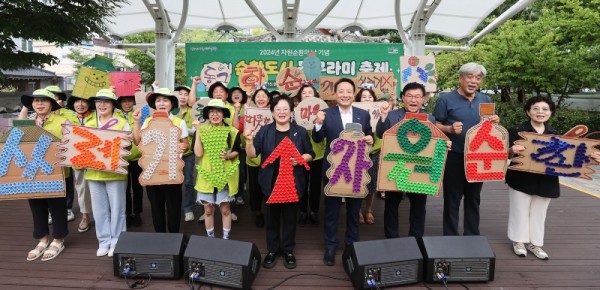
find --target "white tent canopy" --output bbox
[106,0,535,88]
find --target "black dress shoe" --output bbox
[255,213,265,228]
[125,215,132,227]
[298,212,307,225]
[131,214,142,227]
[263,252,279,269]
[309,212,319,225]
[283,252,297,269]
[323,249,335,266]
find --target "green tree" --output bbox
[65,48,93,78]
[0,0,126,71]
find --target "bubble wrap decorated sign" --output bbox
[377,113,449,196]
[57,124,131,174]
[325,129,373,198]
[294,97,328,130]
[0,120,65,200]
[509,125,600,180]
[138,112,185,185]
[261,136,310,204]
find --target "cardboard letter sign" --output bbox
[325,129,373,198]
[319,76,356,100]
[138,112,184,185]
[57,124,131,174]
[0,120,65,200]
[201,61,232,87]
[276,67,306,95]
[244,107,273,134]
[261,137,310,204]
[238,65,267,95]
[72,66,109,98]
[353,102,384,132]
[356,72,397,98]
[191,98,211,122]
[509,125,600,180]
[400,54,437,92]
[377,113,449,196]
[294,97,328,130]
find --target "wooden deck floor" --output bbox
[1,180,599,289]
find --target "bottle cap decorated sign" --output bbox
[325,128,373,198]
[464,104,509,182]
[0,120,65,200]
[294,97,328,130]
[200,61,232,87]
[356,72,397,98]
[244,107,273,134]
[352,101,384,133]
[400,54,437,92]
[319,76,356,100]
[138,112,185,185]
[509,125,600,180]
[57,123,132,174]
[377,113,449,196]
[276,67,306,95]
[261,136,310,204]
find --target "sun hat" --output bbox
[147,88,179,112]
[44,85,68,101]
[89,88,121,110]
[66,95,95,112]
[21,89,62,111]
[202,99,231,120]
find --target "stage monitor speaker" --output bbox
[419,236,495,283]
[343,237,423,289]
[184,235,261,289]
[112,232,185,279]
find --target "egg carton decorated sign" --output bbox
[0,120,65,200]
[377,113,449,196]
[138,112,185,185]
[57,122,131,174]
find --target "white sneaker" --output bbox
[235,196,245,205]
[67,209,75,222]
[512,242,527,257]
[231,213,238,223]
[527,244,549,260]
[197,213,206,223]
[184,212,195,222]
[48,213,53,225]
[97,248,109,257]
[108,248,115,257]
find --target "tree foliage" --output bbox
[0,0,126,70]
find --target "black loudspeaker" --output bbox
[343,237,423,289]
[183,235,261,289]
[112,232,185,279]
[419,236,495,283]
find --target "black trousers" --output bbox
[125,160,144,215]
[236,151,247,198]
[299,159,323,214]
[265,201,298,253]
[147,184,182,233]
[443,152,483,236]
[324,195,362,252]
[65,169,74,210]
[29,197,68,239]
[247,166,262,212]
[384,192,427,238]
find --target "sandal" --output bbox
[358,212,365,224]
[365,211,375,225]
[27,240,49,261]
[78,215,90,233]
[41,241,65,262]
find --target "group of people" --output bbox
[19,62,600,269]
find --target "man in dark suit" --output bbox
[312,78,373,266]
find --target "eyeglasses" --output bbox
[530,107,550,112]
[404,94,423,100]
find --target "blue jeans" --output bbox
[182,153,197,214]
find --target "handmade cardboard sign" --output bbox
[325,129,373,198]
[377,113,449,195]
[238,65,267,95]
[244,107,273,134]
[57,124,131,174]
[191,98,211,122]
[400,54,437,92]
[464,104,509,182]
[261,136,310,203]
[196,125,240,190]
[319,76,356,100]
[138,112,184,185]
[201,61,232,87]
[509,125,600,180]
[353,101,384,132]
[110,72,141,97]
[134,91,153,126]
[294,97,328,130]
[276,67,306,95]
[357,72,397,98]
[72,66,109,98]
[0,120,65,200]
[301,52,321,86]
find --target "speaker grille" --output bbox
[435,259,490,281]
[132,256,174,277]
[366,260,420,287]
[191,259,243,288]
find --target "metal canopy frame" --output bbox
[112,0,535,89]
